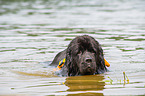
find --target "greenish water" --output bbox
[0,0,145,96]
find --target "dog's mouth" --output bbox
[80,66,95,75]
[79,62,96,75]
[86,67,94,74]
[86,66,91,72]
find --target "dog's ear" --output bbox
[96,45,107,74]
[66,52,72,76]
[66,48,79,76]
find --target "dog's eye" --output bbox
[92,51,96,54]
[77,51,82,54]
[91,52,95,55]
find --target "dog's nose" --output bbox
[85,58,92,63]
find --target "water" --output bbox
[0,0,145,95]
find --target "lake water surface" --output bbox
[0,0,145,96]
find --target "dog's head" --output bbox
[65,35,106,76]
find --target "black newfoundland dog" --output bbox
[50,35,107,76]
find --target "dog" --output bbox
[50,35,109,76]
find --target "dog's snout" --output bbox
[85,58,92,63]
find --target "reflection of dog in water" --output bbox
[65,75,105,96]
[50,35,110,76]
